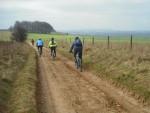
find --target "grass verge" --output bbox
[8,44,37,113]
[0,42,37,113]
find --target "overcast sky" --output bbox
[0,0,150,31]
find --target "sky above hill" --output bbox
[0,0,150,31]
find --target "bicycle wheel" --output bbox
[78,58,82,71]
[39,48,42,57]
[75,54,79,69]
[80,58,82,72]
[76,53,82,72]
[38,50,41,57]
[51,50,56,60]
[52,51,55,60]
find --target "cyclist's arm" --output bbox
[36,41,38,47]
[42,41,44,47]
[69,42,74,52]
[48,41,51,48]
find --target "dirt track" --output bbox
[36,48,150,113]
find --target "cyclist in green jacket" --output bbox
[48,38,57,57]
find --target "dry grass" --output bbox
[0,42,26,113]
[0,31,11,41]
[8,45,37,113]
[0,42,37,113]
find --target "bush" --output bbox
[11,21,27,42]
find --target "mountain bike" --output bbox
[51,49,56,60]
[37,46,42,57]
[75,52,82,72]
[50,47,56,60]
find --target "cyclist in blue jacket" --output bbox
[36,38,44,54]
[69,37,83,61]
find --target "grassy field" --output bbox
[28,33,150,45]
[0,41,37,113]
[0,31,11,41]
[0,31,149,43]
[28,33,150,104]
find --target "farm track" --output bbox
[36,47,150,113]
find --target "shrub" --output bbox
[11,21,27,42]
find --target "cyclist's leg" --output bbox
[78,49,82,58]
[38,46,42,55]
[79,49,83,71]
[54,47,56,57]
[50,47,53,56]
[74,49,77,63]
[37,46,40,51]
[52,47,54,57]
[41,46,43,54]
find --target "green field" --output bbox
[0,31,149,44]
[28,33,150,44]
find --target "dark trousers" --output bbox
[50,47,56,57]
[37,46,43,54]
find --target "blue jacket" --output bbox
[36,39,44,46]
[70,39,83,52]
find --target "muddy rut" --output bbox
[36,48,150,113]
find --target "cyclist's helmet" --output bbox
[75,37,79,40]
[51,37,54,41]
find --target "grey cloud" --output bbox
[0,0,150,30]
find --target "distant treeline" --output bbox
[10,21,56,34]
[0,29,9,31]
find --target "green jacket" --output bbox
[48,41,57,47]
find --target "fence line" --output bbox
[107,35,110,49]
[33,34,149,50]
[130,34,133,49]
[92,36,94,45]
[63,35,136,50]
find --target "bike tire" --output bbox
[51,50,55,60]
[76,54,82,72]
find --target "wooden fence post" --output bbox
[82,37,85,46]
[70,37,72,43]
[107,35,110,49]
[130,34,133,49]
[66,38,67,44]
[92,36,94,45]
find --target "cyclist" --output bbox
[48,38,57,57]
[69,37,83,64]
[36,38,44,55]
[31,39,34,46]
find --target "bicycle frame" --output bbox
[49,47,56,60]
